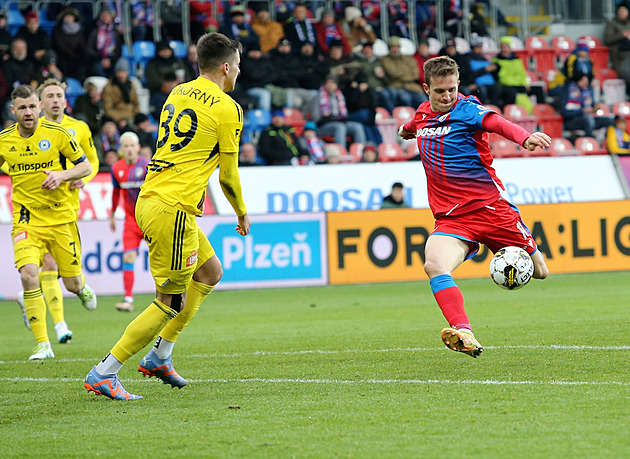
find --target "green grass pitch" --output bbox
[1,272,629,458]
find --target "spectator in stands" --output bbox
[343,72,382,145]
[258,110,309,166]
[239,142,265,166]
[133,113,157,155]
[315,9,352,57]
[145,40,187,95]
[488,36,529,109]
[103,149,120,169]
[310,75,367,149]
[325,39,363,90]
[379,36,428,109]
[561,74,612,138]
[467,34,501,106]
[183,43,199,81]
[298,121,327,163]
[102,58,140,128]
[356,42,393,112]
[130,1,155,42]
[549,38,598,104]
[74,81,105,135]
[297,42,330,91]
[414,38,434,87]
[149,72,178,121]
[606,115,630,154]
[16,11,52,69]
[0,10,12,58]
[219,4,260,53]
[324,145,342,164]
[189,1,217,42]
[361,142,379,163]
[160,0,183,40]
[605,3,630,85]
[341,6,377,52]
[239,42,275,112]
[387,1,410,38]
[440,39,474,96]
[268,38,317,114]
[87,5,123,78]
[380,182,410,209]
[3,38,36,89]
[52,7,88,82]
[98,117,121,168]
[283,2,318,55]
[251,6,284,54]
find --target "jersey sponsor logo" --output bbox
[186,250,198,267]
[14,231,27,244]
[38,139,51,151]
[119,181,144,189]
[416,126,452,137]
[12,160,54,172]
[438,114,449,122]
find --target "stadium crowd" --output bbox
[0,0,628,168]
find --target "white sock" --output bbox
[95,353,123,375]
[153,336,175,360]
[124,296,134,303]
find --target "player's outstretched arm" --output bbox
[218,150,249,236]
[398,124,416,140]
[523,132,552,151]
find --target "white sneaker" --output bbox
[29,343,55,360]
[16,291,31,330]
[77,284,97,310]
[54,321,73,343]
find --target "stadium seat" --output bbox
[427,37,442,56]
[454,37,471,55]
[348,142,365,162]
[65,77,83,107]
[7,9,24,36]
[282,108,305,136]
[480,36,499,61]
[83,76,109,93]
[532,104,564,139]
[378,142,406,162]
[372,38,389,57]
[392,106,416,126]
[602,78,626,106]
[613,101,630,120]
[131,40,156,81]
[483,104,502,115]
[547,137,577,156]
[503,104,537,132]
[375,107,398,144]
[398,37,416,56]
[244,108,271,144]
[525,36,556,77]
[324,143,353,163]
[489,138,520,158]
[575,137,607,155]
[169,40,188,59]
[595,103,612,117]
[551,35,575,67]
[579,34,610,72]
[405,141,419,158]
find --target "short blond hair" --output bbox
[423,56,459,87]
[37,78,67,98]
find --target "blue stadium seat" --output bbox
[7,9,24,36]
[131,40,156,81]
[65,77,84,107]
[244,109,271,144]
[169,40,188,59]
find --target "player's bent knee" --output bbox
[19,265,40,290]
[61,275,83,294]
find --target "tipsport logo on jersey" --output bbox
[200,214,328,289]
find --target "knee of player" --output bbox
[62,275,83,294]
[19,266,40,289]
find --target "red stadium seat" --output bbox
[490,138,521,158]
[282,108,305,136]
[406,141,419,158]
[574,137,607,155]
[324,143,353,163]
[375,107,399,143]
[348,142,365,162]
[483,104,502,115]
[595,103,612,117]
[378,142,407,162]
[551,35,575,67]
[392,106,416,126]
[547,138,577,156]
[532,104,563,139]
[613,101,630,119]
[503,104,537,132]
[525,36,556,77]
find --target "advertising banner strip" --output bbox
[208,156,626,216]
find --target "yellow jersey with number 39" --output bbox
[140,77,244,216]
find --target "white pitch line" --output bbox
[0,377,629,387]
[0,344,628,365]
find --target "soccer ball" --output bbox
[489,246,534,290]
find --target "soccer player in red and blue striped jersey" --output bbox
[399,56,551,358]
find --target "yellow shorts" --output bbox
[12,222,83,278]
[136,197,215,294]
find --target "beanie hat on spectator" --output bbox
[304,121,317,132]
[134,113,149,125]
[576,38,590,52]
[156,40,171,51]
[272,110,284,118]
[499,36,512,46]
[230,5,245,16]
[470,34,483,49]
[388,36,401,47]
[345,6,362,22]
[114,58,130,73]
[25,11,39,21]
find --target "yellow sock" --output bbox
[110,299,178,364]
[40,271,64,324]
[24,288,48,344]
[160,280,214,342]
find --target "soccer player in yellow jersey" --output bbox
[85,33,251,400]
[12,78,100,345]
[0,85,93,360]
